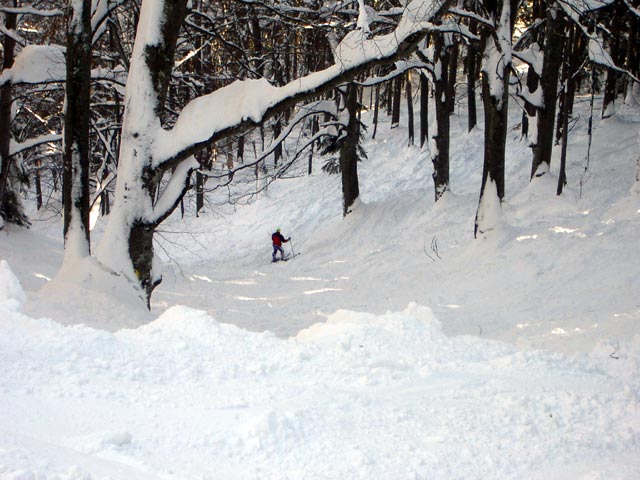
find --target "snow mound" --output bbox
[22,256,153,331]
[2,304,638,479]
[0,260,26,310]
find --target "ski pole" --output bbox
[289,238,295,257]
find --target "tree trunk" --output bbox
[96,0,191,306]
[273,120,282,167]
[530,7,565,178]
[432,33,451,201]
[385,81,393,117]
[196,170,204,216]
[35,162,43,210]
[602,1,624,118]
[406,71,415,145]
[0,3,28,228]
[62,0,93,258]
[625,5,639,102]
[557,80,570,195]
[372,83,380,139]
[391,75,403,128]
[340,83,360,216]
[447,39,458,115]
[420,71,429,147]
[474,0,516,237]
[466,20,479,132]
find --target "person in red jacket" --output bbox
[272,228,290,262]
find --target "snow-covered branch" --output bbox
[150,157,199,225]
[91,0,128,45]
[447,7,493,28]
[0,44,128,87]
[0,6,64,16]
[154,0,452,172]
[358,59,431,86]
[9,133,62,157]
[588,38,640,83]
[0,25,26,47]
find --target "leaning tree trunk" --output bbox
[530,7,565,178]
[432,32,451,201]
[62,0,92,259]
[340,83,360,216]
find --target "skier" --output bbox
[271,228,291,262]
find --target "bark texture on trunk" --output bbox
[531,8,565,178]
[62,0,93,255]
[340,83,360,216]
[0,4,28,227]
[432,33,451,201]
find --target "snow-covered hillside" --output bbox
[1,95,639,479]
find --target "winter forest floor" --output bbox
[1,96,640,479]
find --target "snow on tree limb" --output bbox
[0,25,26,47]
[150,156,199,225]
[0,45,127,87]
[9,133,62,157]
[0,6,63,16]
[588,38,640,83]
[154,0,452,171]
[557,0,615,20]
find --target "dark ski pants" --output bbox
[273,245,284,261]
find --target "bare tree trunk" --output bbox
[556,24,584,194]
[466,19,479,132]
[530,7,565,178]
[432,33,451,201]
[626,5,639,102]
[557,83,570,195]
[195,147,207,217]
[0,5,16,211]
[62,0,92,257]
[273,120,282,166]
[372,83,380,139]
[391,75,403,128]
[35,162,43,210]
[420,72,429,147]
[474,0,517,237]
[406,71,415,145]
[0,4,28,227]
[236,135,244,163]
[96,0,190,305]
[340,83,360,216]
[447,39,458,115]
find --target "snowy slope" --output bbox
[0,92,639,479]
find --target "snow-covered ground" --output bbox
[1,95,639,479]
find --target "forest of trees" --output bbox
[1,0,638,305]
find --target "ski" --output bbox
[272,253,301,263]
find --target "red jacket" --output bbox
[272,232,288,246]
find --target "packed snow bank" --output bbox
[1,268,639,480]
[20,256,154,331]
[0,260,26,310]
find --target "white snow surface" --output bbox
[1,88,640,478]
